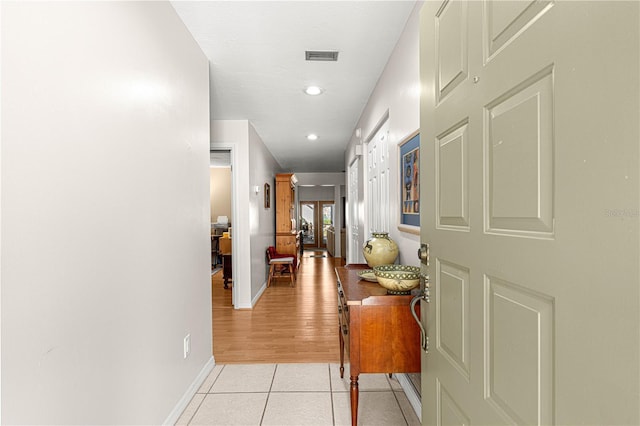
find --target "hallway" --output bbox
[211,250,341,364]
[177,255,421,424]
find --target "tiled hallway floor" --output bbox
[176,363,421,426]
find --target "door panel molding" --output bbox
[484,65,555,239]
[436,119,470,230]
[484,275,555,425]
[438,378,471,426]
[484,0,554,63]
[436,0,469,103]
[436,258,470,380]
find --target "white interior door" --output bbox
[348,157,363,264]
[366,120,390,234]
[420,1,639,425]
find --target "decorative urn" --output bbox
[362,232,399,267]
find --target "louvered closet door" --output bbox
[419,1,639,425]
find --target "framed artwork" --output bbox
[264,183,271,208]
[399,131,420,232]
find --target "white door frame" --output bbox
[210,146,238,308]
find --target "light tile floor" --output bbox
[176,363,421,426]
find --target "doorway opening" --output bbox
[300,200,334,251]
[209,150,232,306]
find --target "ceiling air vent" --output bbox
[305,50,339,62]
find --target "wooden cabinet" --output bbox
[275,173,299,268]
[275,173,296,233]
[335,264,421,426]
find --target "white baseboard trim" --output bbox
[234,282,267,309]
[396,373,422,422]
[251,281,267,307]
[163,356,215,426]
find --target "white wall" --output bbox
[345,2,422,267]
[299,186,335,201]
[1,2,211,424]
[296,172,345,187]
[211,120,282,308]
[248,122,282,300]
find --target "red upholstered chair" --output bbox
[267,246,297,272]
[266,246,295,287]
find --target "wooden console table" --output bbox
[335,264,421,426]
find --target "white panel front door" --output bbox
[420,1,639,425]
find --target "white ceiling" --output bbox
[171,1,417,172]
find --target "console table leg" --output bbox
[350,375,359,426]
[339,326,345,378]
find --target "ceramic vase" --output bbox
[362,232,399,267]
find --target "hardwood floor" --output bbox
[212,250,344,364]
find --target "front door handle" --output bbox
[410,284,429,353]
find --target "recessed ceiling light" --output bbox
[304,86,323,96]
[307,134,318,141]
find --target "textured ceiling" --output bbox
[172,1,416,172]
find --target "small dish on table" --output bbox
[357,269,378,282]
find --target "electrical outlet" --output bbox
[183,334,191,359]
